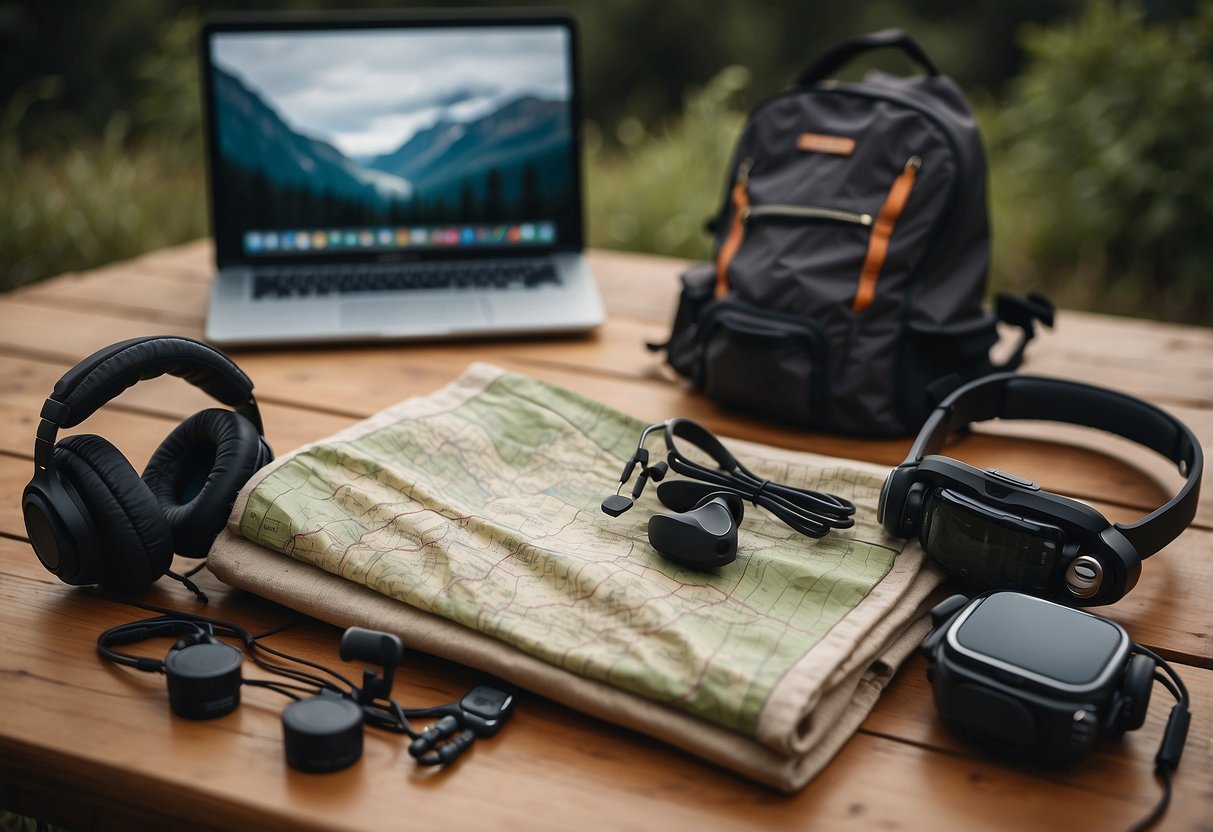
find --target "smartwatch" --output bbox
[920,592,1156,763]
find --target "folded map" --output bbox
[210,363,942,789]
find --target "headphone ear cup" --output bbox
[143,409,265,558]
[899,483,927,538]
[879,467,924,538]
[1118,653,1156,733]
[53,434,174,590]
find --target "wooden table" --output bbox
[0,242,1209,831]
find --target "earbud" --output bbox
[340,626,403,704]
[647,492,744,570]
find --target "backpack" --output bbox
[651,30,1053,436]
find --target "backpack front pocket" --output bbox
[697,300,831,427]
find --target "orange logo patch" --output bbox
[796,133,856,156]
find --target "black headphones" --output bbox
[878,373,1203,605]
[602,418,855,568]
[22,336,274,590]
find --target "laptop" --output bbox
[200,12,604,346]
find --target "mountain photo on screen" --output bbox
[208,25,576,243]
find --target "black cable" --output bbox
[97,595,354,692]
[1128,767,1173,832]
[164,569,209,604]
[1133,645,1189,706]
[243,678,308,701]
[614,419,856,538]
[182,562,208,579]
[253,616,305,640]
[1151,671,1180,703]
[359,698,422,739]
[97,602,485,766]
[1125,645,1190,832]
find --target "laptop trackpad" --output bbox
[340,297,488,332]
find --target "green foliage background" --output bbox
[989,1,1213,322]
[1,0,1210,325]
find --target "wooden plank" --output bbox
[7,239,1212,412]
[0,537,1207,832]
[119,237,215,283]
[13,265,210,326]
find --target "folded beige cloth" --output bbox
[208,364,944,790]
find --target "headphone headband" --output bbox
[907,373,1203,558]
[35,336,264,468]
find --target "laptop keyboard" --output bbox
[252,260,561,299]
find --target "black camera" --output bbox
[920,592,1156,764]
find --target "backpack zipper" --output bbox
[714,154,919,304]
[716,157,877,297]
[743,205,873,226]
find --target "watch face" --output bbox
[952,592,1128,688]
[922,489,1063,595]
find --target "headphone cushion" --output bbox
[143,409,265,558]
[53,434,173,590]
[1120,653,1155,732]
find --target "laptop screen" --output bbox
[203,16,582,265]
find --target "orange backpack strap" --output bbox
[715,162,752,299]
[853,156,920,312]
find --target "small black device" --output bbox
[282,691,365,773]
[878,373,1202,605]
[23,336,273,592]
[922,592,1190,829]
[456,685,517,738]
[98,619,244,720]
[601,418,855,569]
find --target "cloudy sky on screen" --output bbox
[212,26,571,157]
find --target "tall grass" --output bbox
[0,81,206,292]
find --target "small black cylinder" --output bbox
[282,693,363,773]
[164,642,243,720]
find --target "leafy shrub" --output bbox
[585,67,748,260]
[989,1,1213,324]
